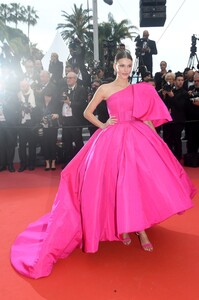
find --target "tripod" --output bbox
[187,34,199,70]
[131,53,148,83]
[187,51,199,70]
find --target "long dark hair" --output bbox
[114,50,133,63]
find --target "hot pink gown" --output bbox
[10,83,196,279]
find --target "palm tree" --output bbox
[98,13,138,68]
[57,4,93,47]
[56,4,138,70]
[0,23,30,73]
[0,4,12,25]
[99,13,138,46]
[0,19,7,41]
[9,3,24,29]
[22,5,39,39]
[98,13,138,78]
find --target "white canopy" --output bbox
[42,31,70,72]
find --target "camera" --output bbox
[134,35,147,57]
[61,91,69,101]
[61,88,73,102]
[190,90,199,102]
[45,114,53,127]
[41,114,53,128]
[163,82,172,92]
[135,35,146,48]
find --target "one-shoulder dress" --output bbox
[10,83,196,279]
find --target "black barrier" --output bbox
[0,119,199,129]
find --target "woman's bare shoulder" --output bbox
[97,82,117,100]
[99,82,115,91]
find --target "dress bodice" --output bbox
[106,83,172,127]
[106,85,134,123]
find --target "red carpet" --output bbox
[0,166,198,300]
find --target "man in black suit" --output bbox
[0,79,19,172]
[68,39,90,88]
[17,80,39,171]
[140,30,157,76]
[183,69,194,91]
[186,73,199,154]
[60,71,88,166]
[162,73,189,161]
[34,70,57,108]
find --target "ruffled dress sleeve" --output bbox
[132,82,172,127]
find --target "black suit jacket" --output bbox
[183,79,194,91]
[159,87,188,123]
[34,81,57,109]
[186,86,199,120]
[61,84,88,126]
[141,39,157,75]
[2,90,20,125]
[40,99,60,128]
[170,88,189,122]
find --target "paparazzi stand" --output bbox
[187,34,199,70]
[131,35,148,83]
[187,51,199,70]
[131,54,148,83]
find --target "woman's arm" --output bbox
[84,85,117,129]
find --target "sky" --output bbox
[3,0,199,73]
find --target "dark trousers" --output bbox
[0,122,17,166]
[18,126,36,167]
[62,117,84,164]
[43,127,58,161]
[163,122,184,161]
[186,120,199,154]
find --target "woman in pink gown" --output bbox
[11,51,196,279]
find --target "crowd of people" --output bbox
[0,33,199,173]
[0,51,109,172]
[153,62,199,163]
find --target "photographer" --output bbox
[0,79,19,172]
[68,37,85,66]
[17,80,39,171]
[158,72,175,104]
[60,71,88,167]
[183,69,195,91]
[68,38,90,88]
[161,73,189,161]
[103,39,116,79]
[34,70,57,109]
[40,87,60,170]
[73,63,91,88]
[158,72,175,146]
[186,72,199,154]
[135,30,157,76]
